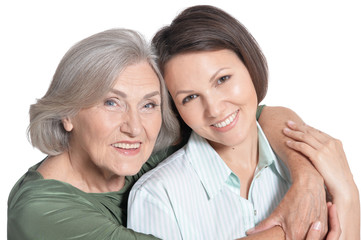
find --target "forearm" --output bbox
[239,226,285,240]
[258,106,323,182]
[334,183,360,240]
[256,106,328,239]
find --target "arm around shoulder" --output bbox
[8,184,159,240]
[256,106,328,239]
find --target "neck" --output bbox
[211,121,258,198]
[66,149,125,193]
[215,121,258,198]
[213,121,258,169]
[38,150,125,193]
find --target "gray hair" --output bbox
[28,28,179,156]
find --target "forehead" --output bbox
[114,61,160,91]
[164,49,240,85]
[165,49,239,72]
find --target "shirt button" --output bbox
[254,210,257,216]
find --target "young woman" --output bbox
[127,5,356,239]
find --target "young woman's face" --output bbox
[64,61,162,177]
[164,49,258,150]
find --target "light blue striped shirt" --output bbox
[128,123,291,239]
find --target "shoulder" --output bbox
[8,168,79,237]
[130,147,192,194]
[8,163,94,215]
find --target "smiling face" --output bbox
[63,61,162,178]
[164,49,258,151]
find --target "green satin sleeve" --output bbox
[8,167,160,240]
[256,104,265,120]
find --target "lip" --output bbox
[111,141,142,156]
[210,109,239,132]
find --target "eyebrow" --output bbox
[175,67,230,97]
[110,89,127,98]
[209,68,229,83]
[110,89,160,99]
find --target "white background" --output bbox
[1,0,360,237]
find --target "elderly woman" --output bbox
[7,28,179,239]
[8,27,338,239]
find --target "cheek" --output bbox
[144,113,162,141]
[76,114,118,145]
[231,80,257,104]
[90,118,117,139]
[177,106,200,129]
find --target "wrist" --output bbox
[286,153,324,185]
[331,181,359,205]
[292,171,325,191]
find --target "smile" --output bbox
[212,110,239,128]
[111,142,140,149]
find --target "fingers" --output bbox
[305,221,323,240]
[283,121,343,172]
[326,203,341,240]
[305,203,341,240]
[283,123,323,150]
[286,121,331,143]
[246,215,280,235]
[285,138,318,161]
[284,125,322,150]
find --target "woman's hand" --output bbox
[283,121,360,240]
[247,176,328,239]
[306,202,341,240]
[243,202,341,240]
[283,121,353,198]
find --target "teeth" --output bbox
[213,110,238,128]
[112,143,140,149]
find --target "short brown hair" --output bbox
[152,5,268,103]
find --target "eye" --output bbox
[104,98,127,112]
[144,102,159,109]
[217,75,231,85]
[182,94,198,104]
[104,99,117,107]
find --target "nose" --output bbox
[120,110,142,137]
[203,94,223,118]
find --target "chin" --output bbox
[121,164,144,176]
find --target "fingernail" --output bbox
[312,221,321,231]
[283,127,291,133]
[287,120,296,126]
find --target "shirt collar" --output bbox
[184,122,290,200]
[185,132,231,199]
[257,122,291,182]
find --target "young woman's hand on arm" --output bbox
[284,120,360,240]
[254,106,328,239]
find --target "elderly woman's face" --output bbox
[65,61,162,177]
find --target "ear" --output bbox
[62,117,74,132]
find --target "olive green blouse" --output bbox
[8,106,264,240]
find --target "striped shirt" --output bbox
[128,122,291,240]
